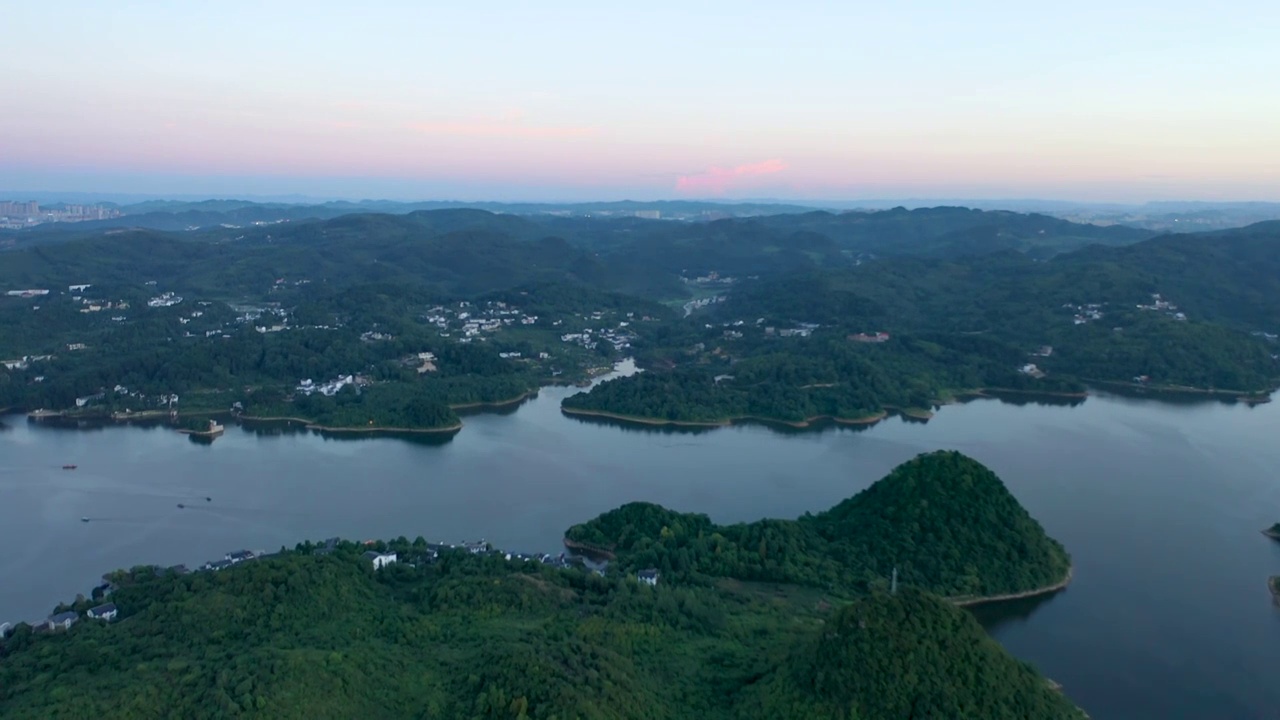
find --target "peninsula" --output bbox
[0,451,1084,719]
[565,451,1072,599]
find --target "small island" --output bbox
[1262,523,1280,541]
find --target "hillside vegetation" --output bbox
[566,224,1280,426]
[566,451,1071,598]
[2,208,1276,432]
[0,454,1081,720]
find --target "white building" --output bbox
[46,611,78,630]
[637,568,660,586]
[363,551,397,570]
[86,603,118,621]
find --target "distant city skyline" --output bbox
[3,1,1277,202]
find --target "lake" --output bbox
[2,370,1279,719]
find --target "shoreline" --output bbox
[1088,380,1276,402]
[449,389,540,411]
[949,566,1074,607]
[560,405,889,429]
[176,428,224,438]
[971,387,1089,400]
[236,415,463,435]
[559,376,1278,431]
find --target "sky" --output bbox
[2,0,1277,203]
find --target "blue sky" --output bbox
[1,0,1277,201]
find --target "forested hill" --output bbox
[0,206,1156,299]
[740,588,1083,719]
[1055,221,1280,330]
[562,220,1279,427]
[740,205,1152,257]
[0,462,1083,719]
[565,451,1071,598]
[0,213,677,300]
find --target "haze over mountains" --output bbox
[3,197,1280,236]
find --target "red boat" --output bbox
[62,464,77,470]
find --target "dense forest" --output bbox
[739,589,1081,719]
[566,452,1071,598]
[565,224,1280,425]
[2,208,1277,431]
[0,455,1082,719]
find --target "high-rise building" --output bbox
[0,200,40,217]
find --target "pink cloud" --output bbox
[675,159,786,195]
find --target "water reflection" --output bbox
[309,428,456,446]
[236,418,457,446]
[561,412,889,437]
[966,589,1065,632]
[454,394,539,418]
[967,391,1087,409]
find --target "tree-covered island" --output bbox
[0,452,1085,719]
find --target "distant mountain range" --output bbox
[2,197,1279,235]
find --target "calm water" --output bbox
[2,371,1279,719]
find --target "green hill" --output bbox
[738,588,1083,719]
[566,451,1071,598]
[564,223,1280,427]
[0,509,1080,719]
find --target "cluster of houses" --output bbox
[682,295,726,317]
[764,322,820,338]
[315,536,584,573]
[75,296,128,316]
[423,301,540,342]
[37,603,118,633]
[1018,363,1047,378]
[296,374,367,397]
[4,539,668,640]
[1064,303,1105,325]
[559,323,636,352]
[850,332,891,343]
[408,351,438,373]
[684,271,737,286]
[1,354,53,371]
[1136,293,1187,322]
[1018,345,1054,378]
[146,292,183,308]
[72,386,180,412]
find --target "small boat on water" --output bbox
[62,464,77,470]
[80,517,90,523]
[177,503,185,509]
[205,497,212,502]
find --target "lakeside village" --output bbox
[3,281,652,417]
[0,536,662,640]
[9,281,1279,415]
